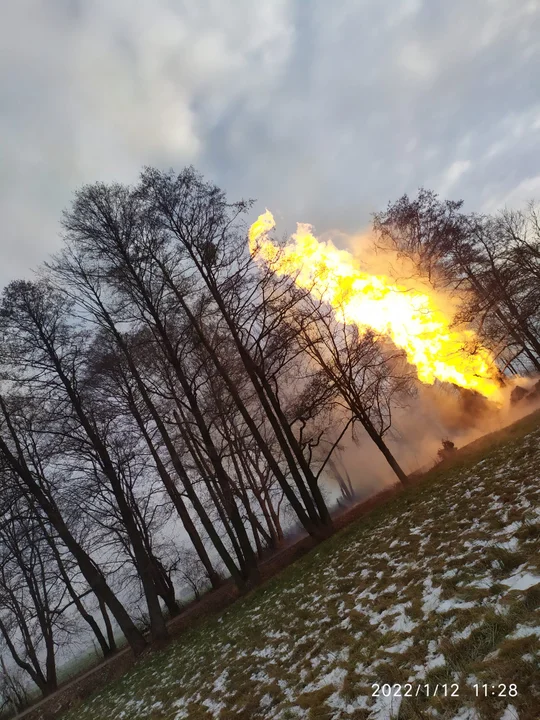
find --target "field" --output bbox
[61,412,540,720]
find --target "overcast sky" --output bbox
[1,0,539,287]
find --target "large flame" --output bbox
[249,210,503,401]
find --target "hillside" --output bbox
[60,412,540,720]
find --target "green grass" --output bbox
[61,410,540,720]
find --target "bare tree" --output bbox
[290,291,414,483]
[174,547,218,602]
[0,504,67,697]
[36,517,116,657]
[0,286,148,654]
[0,657,30,717]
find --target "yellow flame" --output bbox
[249,210,503,400]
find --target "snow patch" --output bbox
[500,704,520,720]
[509,624,540,639]
[369,689,403,720]
[501,570,540,591]
[422,576,442,614]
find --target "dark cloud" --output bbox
[1,0,539,285]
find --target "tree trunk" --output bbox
[361,414,407,484]
[99,598,117,652]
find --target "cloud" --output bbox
[399,42,435,82]
[1,0,540,286]
[482,175,540,213]
[437,160,472,197]
[0,0,293,284]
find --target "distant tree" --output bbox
[174,547,218,601]
[325,449,356,507]
[437,439,456,463]
[0,657,30,717]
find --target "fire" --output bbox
[248,210,503,401]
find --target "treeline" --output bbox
[0,168,413,712]
[1,172,539,712]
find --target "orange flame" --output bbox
[249,210,502,401]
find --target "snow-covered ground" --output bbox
[62,422,540,720]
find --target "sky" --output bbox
[1,0,540,287]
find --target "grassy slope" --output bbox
[62,411,540,720]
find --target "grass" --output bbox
[61,410,540,720]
